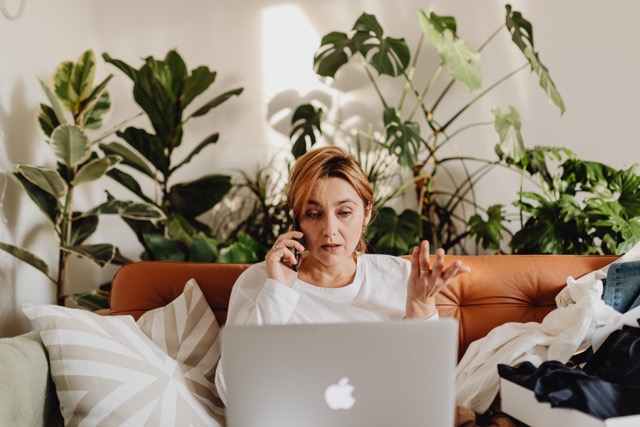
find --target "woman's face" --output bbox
[299,177,371,268]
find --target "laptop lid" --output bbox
[221,318,458,427]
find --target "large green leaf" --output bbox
[71,155,121,186]
[189,233,219,262]
[38,78,68,125]
[189,87,244,119]
[384,107,420,168]
[0,242,53,282]
[366,207,421,255]
[102,53,138,81]
[16,165,67,199]
[161,50,188,102]
[217,240,259,263]
[419,10,481,90]
[52,60,74,111]
[14,173,60,225]
[84,199,165,220]
[105,168,154,204]
[313,32,357,78]
[143,233,187,261]
[50,124,92,168]
[116,127,168,175]
[166,212,199,246]
[63,243,116,267]
[69,50,97,106]
[99,141,155,178]
[81,77,112,130]
[492,106,525,164]
[37,104,60,138]
[468,205,506,250]
[505,5,565,114]
[170,133,219,172]
[182,66,216,109]
[290,104,323,158]
[70,214,98,246]
[168,174,232,217]
[351,13,410,77]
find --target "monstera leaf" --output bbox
[419,10,482,90]
[290,104,323,158]
[505,5,565,114]
[366,207,421,255]
[314,13,410,78]
[384,108,421,168]
[493,106,525,164]
[468,205,507,250]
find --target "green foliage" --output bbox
[512,158,640,255]
[280,5,565,254]
[102,50,243,261]
[0,49,164,304]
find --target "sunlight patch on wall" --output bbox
[261,4,325,105]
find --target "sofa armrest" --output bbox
[0,331,63,427]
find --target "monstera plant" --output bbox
[282,4,566,254]
[100,50,245,262]
[0,50,164,305]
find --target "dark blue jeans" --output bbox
[602,260,640,313]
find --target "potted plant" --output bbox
[100,50,244,262]
[0,50,164,305]
[277,4,566,254]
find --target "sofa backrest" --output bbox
[109,255,618,358]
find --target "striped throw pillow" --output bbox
[23,294,224,426]
[137,278,225,415]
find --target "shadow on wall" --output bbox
[0,129,17,338]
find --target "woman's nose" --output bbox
[321,216,338,237]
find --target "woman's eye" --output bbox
[339,211,353,218]
[305,211,320,219]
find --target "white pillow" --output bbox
[23,282,225,426]
[136,278,225,413]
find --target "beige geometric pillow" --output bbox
[136,278,225,415]
[22,303,224,426]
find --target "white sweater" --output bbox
[215,253,437,404]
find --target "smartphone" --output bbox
[291,218,302,272]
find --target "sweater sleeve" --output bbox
[225,263,301,326]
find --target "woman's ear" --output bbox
[363,205,372,228]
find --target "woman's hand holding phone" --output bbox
[265,224,304,287]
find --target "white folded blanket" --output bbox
[454,249,640,413]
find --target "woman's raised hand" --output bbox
[265,227,305,287]
[406,240,471,319]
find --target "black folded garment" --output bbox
[498,322,640,420]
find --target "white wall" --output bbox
[1,0,639,336]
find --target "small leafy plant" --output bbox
[0,50,164,304]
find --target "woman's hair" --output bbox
[287,146,375,253]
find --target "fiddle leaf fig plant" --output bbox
[0,49,165,305]
[100,50,243,261]
[283,4,566,254]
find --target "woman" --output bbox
[215,146,470,402]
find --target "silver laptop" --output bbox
[221,318,458,427]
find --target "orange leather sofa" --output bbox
[110,254,619,358]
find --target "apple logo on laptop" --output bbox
[324,377,356,410]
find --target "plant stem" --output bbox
[358,54,388,110]
[57,180,75,305]
[440,62,529,133]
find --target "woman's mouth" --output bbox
[321,243,341,252]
